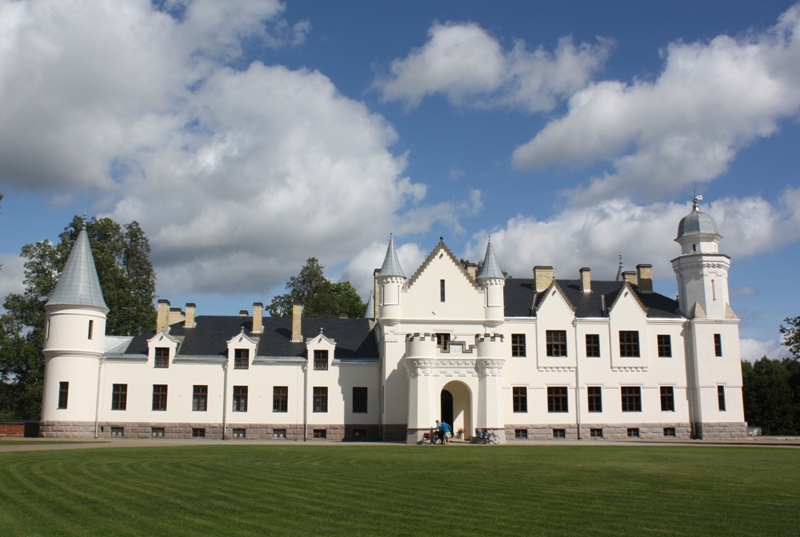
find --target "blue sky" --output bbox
[1,0,799,360]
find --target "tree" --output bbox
[780,315,800,360]
[267,258,366,319]
[0,216,156,420]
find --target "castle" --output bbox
[40,200,746,442]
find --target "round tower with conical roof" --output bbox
[377,234,406,325]
[476,237,505,327]
[41,227,109,437]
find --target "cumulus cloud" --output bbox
[375,22,611,112]
[513,5,800,203]
[462,189,800,282]
[0,0,473,297]
[740,338,788,362]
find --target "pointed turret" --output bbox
[47,227,108,310]
[364,291,374,320]
[477,237,505,327]
[377,234,406,325]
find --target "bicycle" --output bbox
[477,428,500,445]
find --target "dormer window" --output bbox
[155,347,169,368]
[314,350,329,370]
[234,349,249,369]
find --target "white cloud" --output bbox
[375,22,610,112]
[740,337,788,362]
[0,0,470,298]
[0,253,25,311]
[462,189,800,282]
[513,4,800,203]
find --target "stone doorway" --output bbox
[441,381,472,440]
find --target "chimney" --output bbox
[339,313,349,319]
[534,266,554,294]
[291,303,303,343]
[238,310,248,317]
[252,302,263,334]
[373,268,381,319]
[580,267,591,294]
[156,299,170,333]
[622,270,637,284]
[465,262,477,281]
[636,264,653,292]
[185,303,196,328]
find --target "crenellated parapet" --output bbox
[475,332,504,358]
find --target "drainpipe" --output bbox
[303,362,308,441]
[94,355,105,439]
[221,359,228,440]
[573,321,582,441]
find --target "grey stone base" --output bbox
[382,423,408,442]
[505,422,693,441]
[694,421,747,439]
[40,421,96,438]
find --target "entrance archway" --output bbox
[441,381,472,439]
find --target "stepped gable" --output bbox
[504,278,682,319]
[406,239,480,291]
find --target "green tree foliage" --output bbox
[741,358,799,435]
[267,258,365,319]
[0,216,156,420]
[779,315,800,360]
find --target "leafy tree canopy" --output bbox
[0,215,156,420]
[267,258,365,319]
[780,315,800,360]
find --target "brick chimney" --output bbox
[580,267,591,294]
[291,303,303,343]
[622,270,637,284]
[156,299,170,333]
[465,262,477,281]
[185,303,196,328]
[252,302,263,334]
[636,264,653,292]
[534,266,554,294]
[239,309,248,317]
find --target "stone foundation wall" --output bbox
[695,422,747,439]
[505,422,692,441]
[382,424,408,443]
[40,421,95,438]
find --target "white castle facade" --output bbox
[40,201,747,442]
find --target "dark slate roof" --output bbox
[504,279,683,319]
[119,316,379,361]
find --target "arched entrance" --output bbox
[441,381,471,439]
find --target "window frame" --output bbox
[313,387,328,413]
[234,348,249,370]
[440,279,446,302]
[714,334,723,357]
[587,386,602,413]
[152,384,167,411]
[585,334,600,358]
[233,385,248,412]
[273,386,288,413]
[657,334,672,357]
[512,387,528,413]
[313,349,329,371]
[57,381,69,409]
[660,386,675,412]
[621,386,642,412]
[511,334,526,357]
[717,385,726,411]
[352,387,368,414]
[619,331,640,357]
[154,347,169,368]
[546,330,567,357]
[547,386,568,413]
[112,384,127,411]
[192,385,208,412]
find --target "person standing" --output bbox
[442,421,452,444]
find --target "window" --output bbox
[515,429,528,439]
[192,385,207,412]
[717,386,726,411]
[232,429,246,439]
[154,347,169,368]
[192,428,205,438]
[714,334,723,357]
[152,427,165,438]
[547,387,568,413]
[619,331,640,357]
[621,387,642,412]
[314,350,328,371]
[313,429,327,439]
[58,382,69,409]
[233,386,248,412]
[585,334,600,357]
[590,428,603,438]
[46,320,50,340]
[234,348,249,369]
[313,387,328,413]
[435,333,450,351]
[627,428,640,438]
[657,335,672,357]
[110,427,124,437]
[660,386,675,412]
[273,429,287,439]
[112,384,127,411]
[546,330,567,357]
[353,429,367,441]
[353,387,368,413]
[553,429,566,439]
[513,387,528,413]
[273,386,288,413]
[440,279,446,302]
[511,334,526,357]
[587,387,602,413]
[152,385,167,411]
[88,319,94,340]
[663,427,676,438]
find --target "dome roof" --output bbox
[677,202,719,239]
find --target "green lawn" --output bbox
[0,445,797,536]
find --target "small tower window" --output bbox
[692,244,696,252]
[711,279,717,301]
[440,279,446,302]
[46,320,51,340]
[58,381,69,409]
[714,334,722,357]
[88,320,94,340]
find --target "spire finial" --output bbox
[692,193,703,211]
[615,253,624,281]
